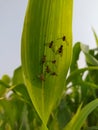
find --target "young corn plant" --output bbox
[21,0,73,129]
[1,1,98,130]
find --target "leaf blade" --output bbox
[64,99,98,130]
[21,0,73,126]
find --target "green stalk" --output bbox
[21,0,73,128]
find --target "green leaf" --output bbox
[21,0,73,127]
[57,99,72,129]
[80,43,98,65]
[12,84,32,104]
[0,79,10,98]
[1,75,11,84]
[0,97,25,130]
[66,66,98,84]
[12,66,24,85]
[88,126,98,130]
[19,105,30,130]
[92,28,98,46]
[64,99,98,130]
[70,42,81,71]
[80,43,89,53]
[80,81,98,89]
[10,66,31,104]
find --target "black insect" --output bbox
[57,35,66,41]
[38,73,45,81]
[51,60,56,64]
[50,72,57,76]
[45,66,51,73]
[62,36,66,41]
[62,36,69,45]
[41,55,46,64]
[57,45,63,55]
[49,41,54,48]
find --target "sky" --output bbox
[0,0,98,77]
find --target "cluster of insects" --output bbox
[38,35,68,81]
[38,55,57,81]
[46,36,66,55]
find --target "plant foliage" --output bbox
[0,1,98,130]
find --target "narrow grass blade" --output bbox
[92,28,98,46]
[64,99,98,130]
